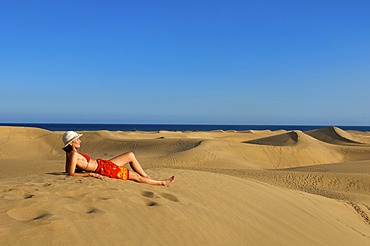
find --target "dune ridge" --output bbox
[0,126,370,245]
[246,130,299,146]
[306,126,369,145]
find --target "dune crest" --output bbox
[306,126,367,145]
[245,131,299,146]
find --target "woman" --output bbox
[62,131,175,186]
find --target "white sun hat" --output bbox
[62,131,83,148]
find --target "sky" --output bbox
[1,0,370,125]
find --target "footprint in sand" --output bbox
[3,188,26,200]
[65,204,104,215]
[160,193,179,202]
[99,197,112,201]
[142,191,155,198]
[141,191,180,206]
[85,208,102,214]
[7,207,52,222]
[147,201,159,206]
[141,191,158,206]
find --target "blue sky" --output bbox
[1,0,369,125]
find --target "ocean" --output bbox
[1,123,370,132]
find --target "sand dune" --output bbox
[246,130,299,146]
[306,126,369,145]
[0,126,370,245]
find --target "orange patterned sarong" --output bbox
[95,159,130,180]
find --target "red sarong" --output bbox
[95,159,130,180]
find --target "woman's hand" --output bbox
[89,173,103,179]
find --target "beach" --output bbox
[0,126,369,245]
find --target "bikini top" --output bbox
[78,152,91,162]
[78,152,91,170]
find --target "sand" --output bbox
[0,126,369,245]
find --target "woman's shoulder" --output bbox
[66,151,79,167]
[67,150,78,158]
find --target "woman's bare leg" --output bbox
[129,172,175,186]
[110,152,150,178]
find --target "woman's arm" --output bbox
[66,152,102,179]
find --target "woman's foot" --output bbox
[162,176,175,186]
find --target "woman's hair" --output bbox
[63,144,73,153]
